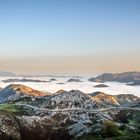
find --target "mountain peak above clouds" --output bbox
[89,71,140,83]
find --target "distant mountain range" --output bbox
[2,78,47,83]
[1,70,140,85]
[0,71,16,76]
[89,71,140,85]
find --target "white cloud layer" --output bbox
[0,76,140,97]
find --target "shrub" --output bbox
[101,121,120,138]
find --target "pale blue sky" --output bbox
[0,0,140,74]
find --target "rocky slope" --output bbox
[90,91,140,107]
[0,105,139,140]
[0,84,49,103]
[41,90,104,109]
[114,94,140,106]
[0,84,139,140]
[90,92,120,106]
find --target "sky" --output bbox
[0,0,140,75]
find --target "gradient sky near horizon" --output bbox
[0,0,140,75]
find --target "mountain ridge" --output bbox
[0,84,139,108]
[90,91,140,107]
[0,84,139,139]
[0,84,49,103]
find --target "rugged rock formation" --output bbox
[90,92,120,106]
[41,90,104,109]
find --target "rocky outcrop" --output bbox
[90,92,120,106]
[0,111,72,140]
[114,94,140,106]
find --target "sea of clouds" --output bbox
[0,76,140,97]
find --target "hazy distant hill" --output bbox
[89,71,140,83]
[2,78,47,83]
[0,71,16,77]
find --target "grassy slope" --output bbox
[0,104,21,113]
